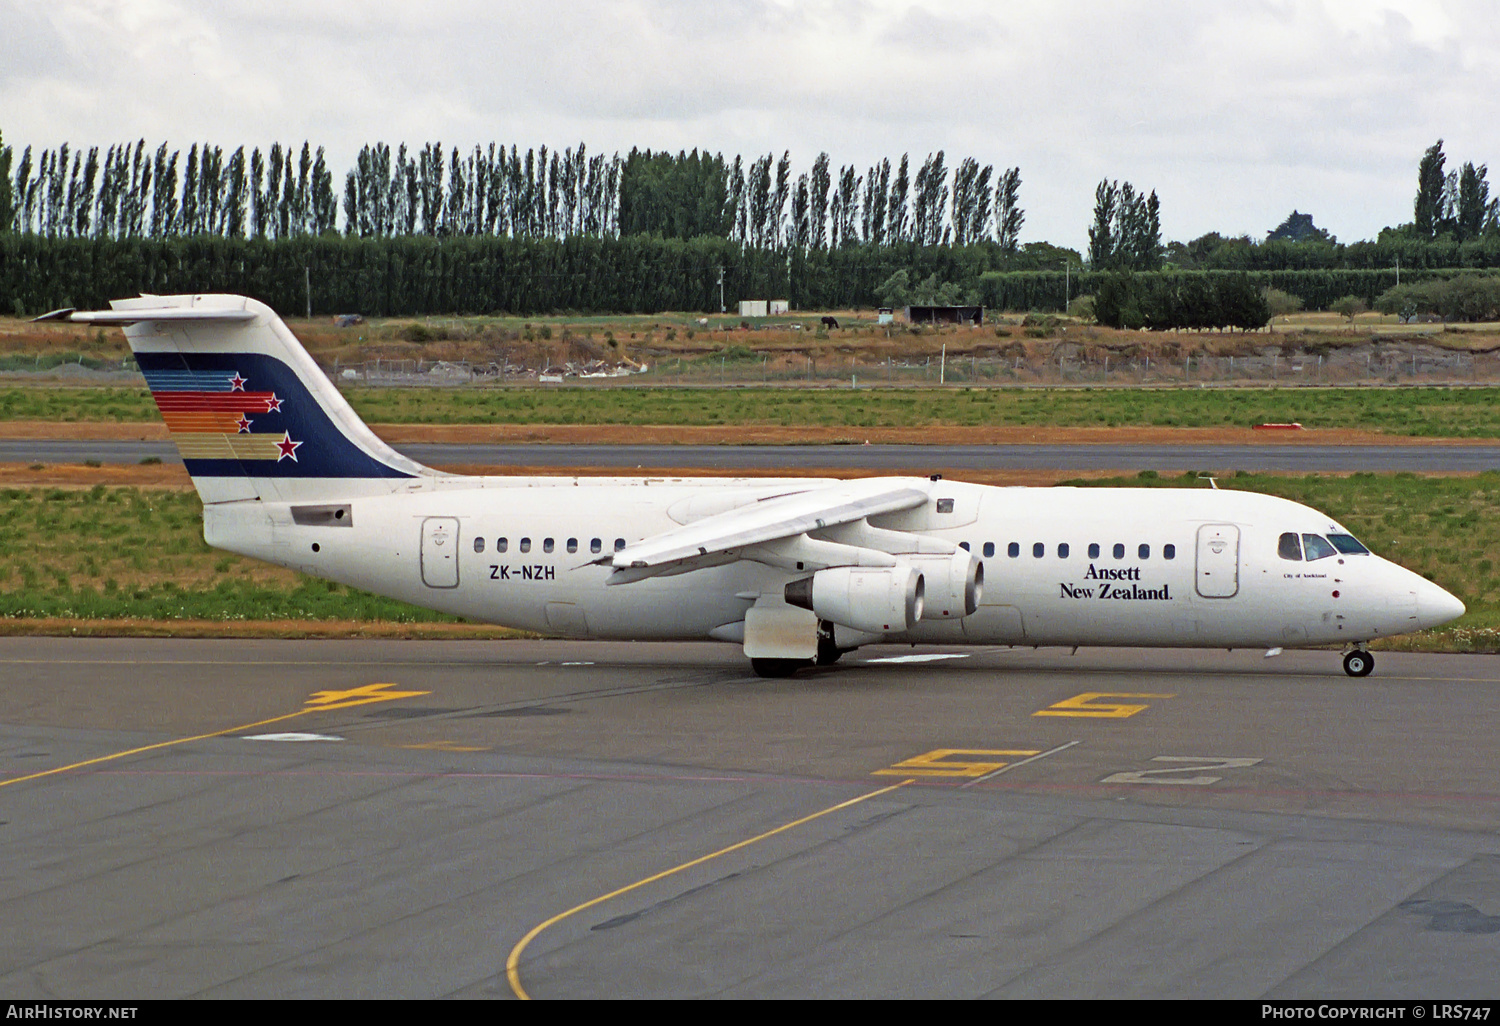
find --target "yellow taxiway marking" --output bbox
[505,778,917,1001]
[1033,692,1175,719]
[873,748,1041,778]
[305,682,430,711]
[400,740,490,753]
[0,683,429,790]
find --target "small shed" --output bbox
[905,305,984,325]
[739,300,768,317]
[876,308,894,325]
[769,299,790,315]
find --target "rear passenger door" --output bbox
[421,517,460,588]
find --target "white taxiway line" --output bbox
[861,653,972,665]
[959,739,1081,789]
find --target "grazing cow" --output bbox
[821,316,839,329]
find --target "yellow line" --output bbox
[0,685,426,790]
[0,708,315,790]
[504,778,916,1001]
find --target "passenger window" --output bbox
[520,538,531,553]
[543,538,554,553]
[1008,542,1020,558]
[614,538,626,551]
[497,537,508,553]
[1113,543,1125,559]
[1088,543,1100,559]
[960,541,970,551]
[1163,544,1176,560]
[983,542,995,558]
[1139,544,1150,559]
[1033,542,1044,558]
[1328,533,1370,555]
[1278,532,1303,560]
[567,538,578,553]
[1302,534,1337,561]
[473,537,485,554]
[1058,543,1069,558]
[591,538,602,554]
[936,498,955,513]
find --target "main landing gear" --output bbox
[751,622,848,677]
[1342,648,1374,677]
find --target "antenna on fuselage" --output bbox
[1197,474,1219,490]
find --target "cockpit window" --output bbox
[1302,534,1338,560]
[1278,532,1303,560]
[1327,533,1370,555]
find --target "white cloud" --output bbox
[2,0,1498,249]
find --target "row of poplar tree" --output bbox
[0,131,1025,252]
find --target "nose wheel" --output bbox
[1343,649,1374,677]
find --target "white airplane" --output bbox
[41,294,1465,678]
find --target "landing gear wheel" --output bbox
[1343,650,1374,677]
[750,658,809,678]
[815,622,844,666]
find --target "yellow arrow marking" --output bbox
[305,682,430,712]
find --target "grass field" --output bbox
[1,475,1495,650]
[10,384,1500,437]
[0,486,457,626]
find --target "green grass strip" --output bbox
[12,384,1500,437]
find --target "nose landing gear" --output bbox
[1343,648,1374,677]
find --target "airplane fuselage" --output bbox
[206,476,1453,651]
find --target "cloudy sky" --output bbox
[3,0,1496,251]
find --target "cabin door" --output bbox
[421,517,460,588]
[1195,524,1239,598]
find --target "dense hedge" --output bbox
[3,233,1496,318]
[979,267,1484,314]
[0,234,1031,317]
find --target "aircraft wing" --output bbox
[600,478,931,584]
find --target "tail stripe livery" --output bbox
[135,350,413,481]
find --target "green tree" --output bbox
[1266,211,1334,244]
[1415,139,1448,237]
[808,152,830,249]
[886,154,910,243]
[1454,162,1497,242]
[1331,294,1367,322]
[1087,180,1117,267]
[995,167,1023,251]
[0,130,15,233]
[1263,287,1303,318]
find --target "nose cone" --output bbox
[1418,579,1466,628]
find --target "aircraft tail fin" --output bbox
[39,294,438,503]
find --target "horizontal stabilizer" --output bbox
[35,307,257,325]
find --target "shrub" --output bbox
[1330,295,1367,322]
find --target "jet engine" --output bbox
[903,550,982,619]
[784,566,924,634]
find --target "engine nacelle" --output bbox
[904,550,983,619]
[784,566,924,634]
